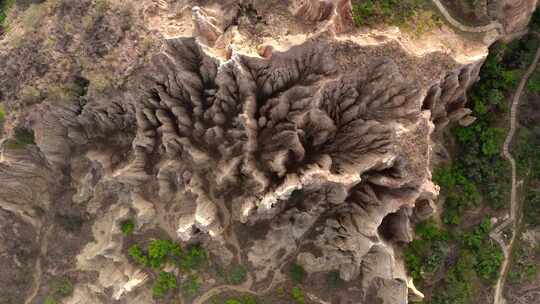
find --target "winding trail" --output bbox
[492,35,540,304]
[430,0,503,34]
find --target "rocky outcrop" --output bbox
[497,0,539,34]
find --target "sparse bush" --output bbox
[152,271,177,298]
[181,274,201,296]
[44,296,57,304]
[0,0,15,30]
[128,244,149,267]
[0,103,5,121]
[291,287,305,304]
[289,263,306,284]
[179,244,207,270]
[5,127,35,149]
[50,278,73,298]
[227,265,247,285]
[148,239,182,268]
[120,219,135,235]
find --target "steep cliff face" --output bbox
[0,0,531,303]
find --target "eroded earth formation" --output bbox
[0,0,537,303]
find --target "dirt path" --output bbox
[492,36,540,304]
[24,225,53,304]
[430,0,503,33]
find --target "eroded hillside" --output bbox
[0,1,537,304]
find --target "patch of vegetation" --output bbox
[524,188,540,226]
[181,274,201,296]
[436,37,539,216]
[462,219,503,282]
[152,271,177,298]
[404,220,450,282]
[120,219,135,235]
[326,271,344,289]
[508,242,539,284]
[415,220,503,304]
[44,297,57,304]
[289,263,306,284]
[351,0,441,35]
[128,240,209,298]
[227,265,247,285]
[407,25,539,304]
[527,66,540,93]
[128,244,149,267]
[47,82,88,102]
[0,103,5,121]
[224,296,257,304]
[44,278,74,304]
[50,278,74,297]
[514,128,540,179]
[0,0,15,30]
[178,244,207,270]
[5,128,35,149]
[147,239,182,268]
[291,286,305,304]
[434,165,482,224]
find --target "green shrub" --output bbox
[289,263,306,284]
[50,279,73,297]
[148,239,182,268]
[120,219,135,235]
[0,0,15,29]
[225,300,242,304]
[181,274,201,296]
[227,265,247,285]
[405,220,450,283]
[44,296,57,304]
[527,68,540,93]
[179,245,207,270]
[291,287,305,304]
[128,244,149,267]
[152,271,177,298]
[241,295,257,304]
[5,128,35,149]
[524,188,540,226]
[0,103,5,121]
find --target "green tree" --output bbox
[128,244,149,267]
[152,271,177,298]
[120,219,135,235]
[291,287,305,304]
[227,265,247,285]
[289,263,306,284]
